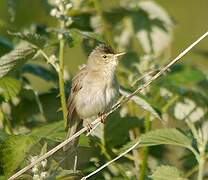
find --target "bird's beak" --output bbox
[114,52,126,58]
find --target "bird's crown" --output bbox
[94,44,115,54]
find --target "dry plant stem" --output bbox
[58,22,68,127]
[81,140,141,180]
[9,31,208,180]
[8,124,93,180]
[131,69,159,87]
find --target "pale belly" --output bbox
[75,84,118,119]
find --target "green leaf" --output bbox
[22,64,58,82]
[0,77,21,101]
[0,131,10,144]
[140,128,192,149]
[136,1,173,54]
[8,31,47,48]
[67,29,104,47]
[0,135,38,177]
[105,113,141,147]
[31,121,65,142]
[0,42,37,78]
[120,89,162,121]
[151,165,187,180]
[162,66,206,86]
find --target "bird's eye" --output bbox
[103,55,107,59]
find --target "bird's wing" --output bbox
[67,66,87,126]
[63,66,88,152]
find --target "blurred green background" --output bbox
[0,0,208,179]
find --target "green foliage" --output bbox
[0,0,207,179]
[0,135,38,177]
[22,64,58,82]
[140,128,192,149]
[8,31,47,48]
[151,165,187,180]
[0,42,37,78]
[31,121,65,142]
[0,77,21,101]
[120,89,162,121]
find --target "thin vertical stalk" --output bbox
[197,142,206,180]
[0,106,13,134]
[58,21,68,127]
[129,130,140,179]
[140,115,152,180]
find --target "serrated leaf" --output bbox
[9,31,47,48]
[68,29,104,47]
[0,77,21,101]
[151,165,187,180]
[140,128,192,149]
[0,135,38,177]
[22,64,58,82]
[162,66,206,86]
[118,129,193,159]
[120,89,162,121]
[31,121,65,142]
[0,42,37,78]
[136,1,174,54]
[105,113,141,147]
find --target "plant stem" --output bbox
[140,115,152,180]
[129,130,140,179]
[197,142,206,180]
[58,22,68,127]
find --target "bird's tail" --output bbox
[63,115,82,152]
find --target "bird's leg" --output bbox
[85,120,93,132]
[99,112,107,123]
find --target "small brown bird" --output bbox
[63,44,125,151]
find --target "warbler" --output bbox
[63,44,125,151]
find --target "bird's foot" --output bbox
[99,113,107,124]
[86,121,93,133]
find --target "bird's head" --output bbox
[87,44,125,69]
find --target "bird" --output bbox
[63,43,125,152]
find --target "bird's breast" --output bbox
[75,70,118,119]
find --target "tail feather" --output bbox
[63,115,82,152]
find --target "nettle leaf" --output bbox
[0,135,38,177]
[31,121,65,142]
[120,89,162,121]
[151,165,187,180]
[8,31,47,48]
[161,66,206,86]
[0,42,37,78]
[136,1,174,54]
[68,29,104,47]
[0,131,10,144]
[140,128,192,149]
[105,113,141,147]
[22,64,58,82]
[0,77,21,101]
